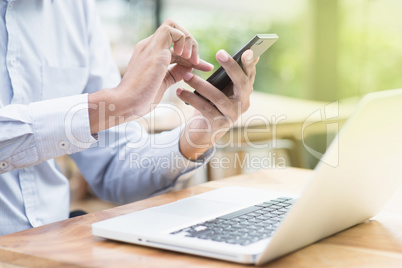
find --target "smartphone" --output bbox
[196,34,278,97]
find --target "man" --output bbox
[0,1,256,235]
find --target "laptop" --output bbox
[92,89,402,265]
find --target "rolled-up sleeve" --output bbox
[71,122,215,205]
[0,94,97,174]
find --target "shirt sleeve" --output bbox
[0,94,97,174]
[0,1,119,174]
[70,122,215,205]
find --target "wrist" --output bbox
[179,125,216,161]
[179,136,212,161]
[88,88,127,133]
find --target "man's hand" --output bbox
[88,19,213,133]
[176,49,258,160]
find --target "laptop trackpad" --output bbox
[152,198,238,219]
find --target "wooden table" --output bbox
[1,168,402,267]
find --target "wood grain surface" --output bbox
[1,168,402,267]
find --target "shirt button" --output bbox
[11,59,17,65]
[0,161,9,170]
[58,141,69,149]
[8,2,14,9]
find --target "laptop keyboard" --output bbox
[170,197,295,246]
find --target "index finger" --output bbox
[154,22,186,55]
[162,19,200,65]
[170,52,214,72]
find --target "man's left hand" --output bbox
[176,49,258,160]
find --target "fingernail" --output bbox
[176,88,183,96]
[184,72,194,81]
[246,50,254,61]
[217,50,229,62]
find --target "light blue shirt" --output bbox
[0,0,213,235]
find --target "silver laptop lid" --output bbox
[258,89,402,264]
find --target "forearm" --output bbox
[179,119,228,161]
[179,138,212,161]
[88,87,136,134]
[88,89,115,134]
[179,128,214,161]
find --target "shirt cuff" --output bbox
[29,94,97,160]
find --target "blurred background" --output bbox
[67,0,402,211]
[97,0,402,101]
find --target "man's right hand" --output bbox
[88,19,213,133]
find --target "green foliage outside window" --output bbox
[99,0,402,102]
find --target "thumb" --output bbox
[164,65,193,88]
[156,65,193,104]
